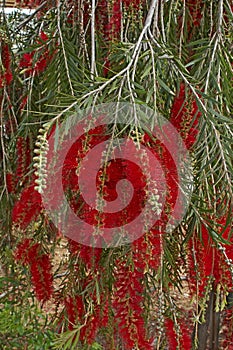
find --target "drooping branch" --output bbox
[49,0,159,122]
[90,0,96,80]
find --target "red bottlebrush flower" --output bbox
[113,260,152,350]
[106,0,122,42]
[0,42,13,87]
[35,55,48,73]
[132,230,162,273]
[64,293,101,344]
[80,307,101,345]
[15,238,53,302]
[15,238,40,265]
[65,295,85,330]
[170,83,201,149]
[97,0,122,43]
[187,216,233,299]
[20,49,53,76]
[15,136,32,185]
[16,137,25,180]
[96,0,109,37]
[180,319,192,349]
[187,225,214,297]
[1,43,11,71]
[111,1,121,34]
[19,96,28,111]
[75,295,84,319]
[203,220,233,289]
[14,238,52,303]
[6,172,16,194]
[68,238,81,255]
[186,0,204,28]
[39,31,49,42]
[30,253,53,302]
[79,246,102,270]
[14,238,31,263]
[19,31,54,76]
[12,181,42,229]
[27,242,42,263]
[164,318,178,350]
[4,71,13,85]
[64,296,76,329]
[19,52,34,69]
[200,225,213,276]
[69,238,102,271]
[132,236,148,271]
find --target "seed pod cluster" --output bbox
[33,126,49,194]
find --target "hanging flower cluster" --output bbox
[96,0,122,43]
[112,258,152,349]
[15,238,53,302]
[186,216,233,347]
[62,238,155,347]
[12,180,43,229]
[15,136,32,185]
[169,317,193,350]
[6,173,16,194]
[106,0,122,42]
[64,291,103,344]
[9,134,43,228]
[96,0,145,76]
[0,40,13,89]
[95,0,122,76]
[187,219,233,298]
[40,113,192,347]
[6,136,29,194]
[61,241,108,345]
[165,318,179,349]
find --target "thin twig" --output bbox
[179,0,186,60]
[146,35,157,112]
[57,0,74,96]
[204,0,224,94]
[0,92,7,201]
[16,1,48,32]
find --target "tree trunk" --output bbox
[196,286,220,350]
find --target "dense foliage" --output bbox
[0,0,233,349]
